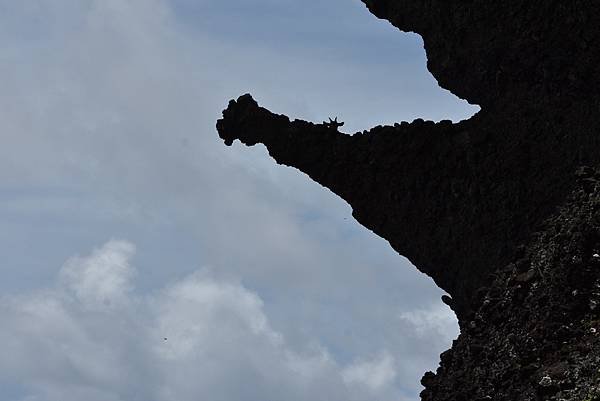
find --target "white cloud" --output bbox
[59,240,136,309]
[0,240,418,401]
[342,352,397,391]
[399,302,459,340]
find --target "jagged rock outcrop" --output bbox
[419,169,600,400]
[216,1,600,399]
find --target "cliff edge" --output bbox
[216,1,600,399]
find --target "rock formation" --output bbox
[217,1,600,399]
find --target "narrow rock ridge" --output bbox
[216,1,600,399]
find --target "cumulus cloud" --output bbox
[0,240,420,401]
[59,240,136,309]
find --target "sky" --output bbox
[0,1,478,400]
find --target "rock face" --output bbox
[217,1,600,399]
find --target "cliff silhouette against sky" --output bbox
[217,1,600,399]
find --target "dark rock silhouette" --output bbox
[217,1,600,399]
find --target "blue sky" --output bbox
[0,1,478,400]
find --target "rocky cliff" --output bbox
[216,1,600,399]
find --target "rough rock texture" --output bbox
[419,168,600,400]
[216,1,600,399]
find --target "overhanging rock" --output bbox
[216,1,600,399]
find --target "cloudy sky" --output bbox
[0,1,478,400]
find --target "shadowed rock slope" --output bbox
[217,1,600,399]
